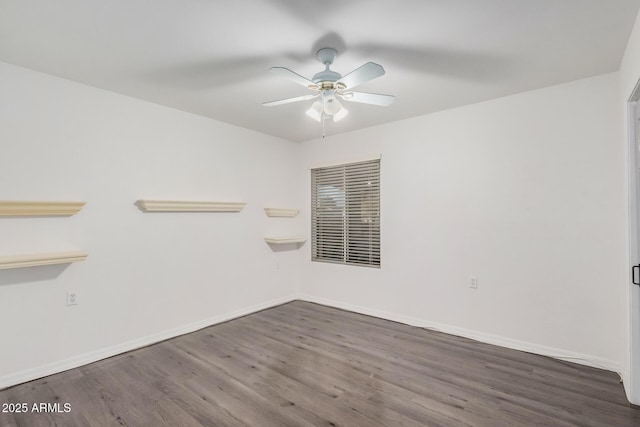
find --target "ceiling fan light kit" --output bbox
[306,101,323,121]
[264,47,394,133]
[333,104,348,121]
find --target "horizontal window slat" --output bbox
[313,164,378,174]
[315,165,379,173]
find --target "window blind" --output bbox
[311,159,380,267]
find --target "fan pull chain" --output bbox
[322,117,326,139]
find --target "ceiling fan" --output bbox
[263,47,395,122]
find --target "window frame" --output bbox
[311,158,381,268]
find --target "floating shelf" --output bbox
[264,208,299,218]
[0,251,88,270]
[264,236,306,245]
[0,201,85,217]
[136,200,246,213]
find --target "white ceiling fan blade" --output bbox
[338,91,395,106]
[263,94,319,107]
[336,62,385,90]
[270,67,318,89]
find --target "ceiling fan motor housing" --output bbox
[317,47,338,65]
[312,69,341,84]
[313,47,342,84]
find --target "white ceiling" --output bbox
[0,0,638,142]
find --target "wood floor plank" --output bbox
[252,302,631,425]
[175,331,418,426]
[1,300,639,426]
[153,372,247,426]
[243,307,575,425]
[173,335,368,426]
[210,317,505,426]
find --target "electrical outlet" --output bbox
[66,292,78,306]
[469,276,478,289]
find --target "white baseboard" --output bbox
[298,294,622,375]
[2,293,622,391]
[0,294,297,390]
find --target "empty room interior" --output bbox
[3,0,640,425]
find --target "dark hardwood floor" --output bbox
[1,300,639,426]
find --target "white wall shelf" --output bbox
[0,201,85,217]
[136,200,246,213]
[0,251,88,270]
[264,236,306,245]
[264,208,299,218]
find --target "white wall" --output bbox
[619,10,640,405]
[299,72,626,371]
[0,61,302,387]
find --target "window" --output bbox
[311,158,380,267]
